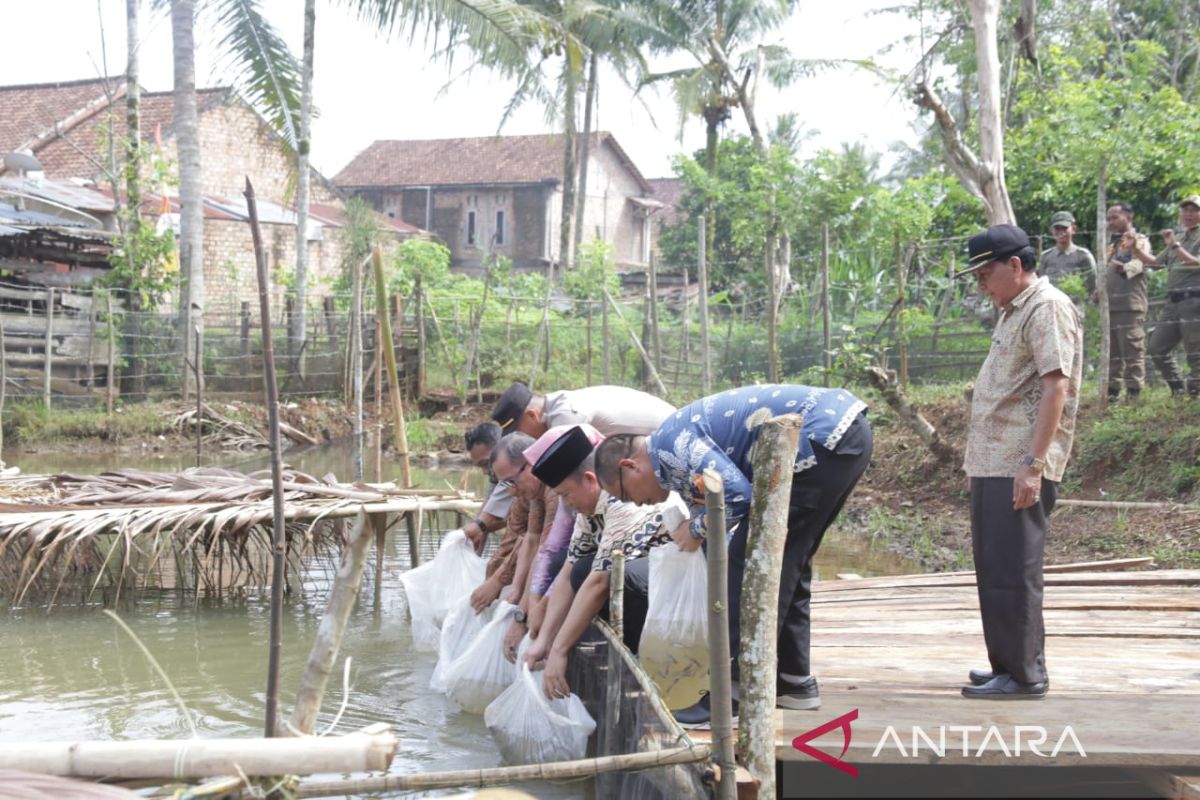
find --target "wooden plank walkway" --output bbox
[692,569,1200,776]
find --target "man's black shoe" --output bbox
[673,692,739,730]
[968,668,999,686]
[777,675,821,710]
[961,673,1047,700]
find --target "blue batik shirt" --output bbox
[647,384,867,539]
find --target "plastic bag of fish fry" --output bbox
[399,529,487,650]
[638,543,710,710]
[444,602,519,713]
[431,596,493,692]
[484,665,596,765]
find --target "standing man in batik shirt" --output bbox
[595,385,872,726]
[957,225,1083,700]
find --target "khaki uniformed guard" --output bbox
[1104,204,1152,402]
[1133,196,1200,396]
[1039,211,1097,298]
[956,225,1083,700]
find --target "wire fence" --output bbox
[0,235,1179,409]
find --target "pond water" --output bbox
[0,437,918,796]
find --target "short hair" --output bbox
[1015,246,1037,272]
[1111,202,1134,217]
[495,431,535,466]
[567,451,597,481]
[594,434,643,487]
[465,422,502,452]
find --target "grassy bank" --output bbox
[833,381,1200,571]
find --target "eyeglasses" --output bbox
[496,461,529,488]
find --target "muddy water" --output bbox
[0,437,916,795]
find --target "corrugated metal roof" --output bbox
[0,201,89,228]
[0,176,116,212]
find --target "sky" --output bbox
[0,0,927,181]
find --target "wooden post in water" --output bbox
[702,468,736,800]
[372,512,387,611]
[289,511,374,735]
[405,509,421,569]
[246,177,289,739]
[698,214,711,393]
[194,327,202,467]
[43,287,53,410]
[736,415,801,798]
[821,223,832,385]
[373,247,412,487]
[106,291,116,414]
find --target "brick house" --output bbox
[334,133,662,274]
[0,77,416,316]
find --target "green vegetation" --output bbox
[2,402,175,445]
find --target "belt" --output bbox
[1167,289,1200,303]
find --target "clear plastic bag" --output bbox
[484,665,596,765]
[399,529,487,651]
[431,597,493,692]
[639,544,710,710]
[444,602,519,714]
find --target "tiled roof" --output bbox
[647,177,686,228]
[0,77,123,156]
[333,132,650,192]
[31,88,228,181]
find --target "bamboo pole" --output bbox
[292,744,711,798]
[648,252,661,370]
[702,468,736,800]
[351,253,364,483]
[0,727,399,779]
[372,246,411,488]
[698,214,711,393]
[609,550,625,642]
[374,314,382,482]
[821,222,832,385]
[603,290,667,396]
[735,415,801,799]
[405,508,421,568]
[87,300,96,397]
[586,301,593,385]
[289,511,373,735]
[245,177,290,739]
[372,511,386,611]
[896,235,909,390]
[0,311,6,464]
[106,291,115,414]
[43,287,53,410]
[602,293,611,383]
[415,277,426,398]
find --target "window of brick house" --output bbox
[495,211,505,245]
[467,210,477,246]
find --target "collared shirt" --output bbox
[543,385,676,436]
[481,479,514,519]
[566,489,689,572]
[1106,233,1152,313]
[964,277,1083,481]
[647,385,868,539]
[485,491,528,584]
[529,489,573,596]
[1157,226,1200,293]
[1039,243,1096,293]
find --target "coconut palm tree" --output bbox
[159,0,301,396]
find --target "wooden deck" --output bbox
[692,567,1200,794]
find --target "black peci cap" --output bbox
[958,224,1031,277]
[491,381,533,432]
[531,425,595,488]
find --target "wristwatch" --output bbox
[1021,454,1047,474]
[513,609,528,625]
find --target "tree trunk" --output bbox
[970,0,1017,225]
[1096,162,1110,408]
[125,0,147,398]
[172,0,204,398]
[558,58,579,274]
[572,53,597,260]
[292,0,315,380]
[865,366,961,463]
[736,415,802,798]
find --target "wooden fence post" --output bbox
[736,415,801,798]
[698,214,711,393]
[821,223,832,385]
[373,247,412,488]
[604,290,668,397]
[43,287,53,410]
[895,235,908,389]
[87,300,96,397]
[602,295,611,383]
[648,252,661,371]
[106,291,116,414]
[702,468,735,800]
[586,301,593,386]
[415,277,426,399]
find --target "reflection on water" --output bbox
[1,437,916,796]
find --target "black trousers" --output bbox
[569,552,650,653]
[728,414,873,684]
[969,476,1055,684]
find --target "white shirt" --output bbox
[543,385,675,436]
